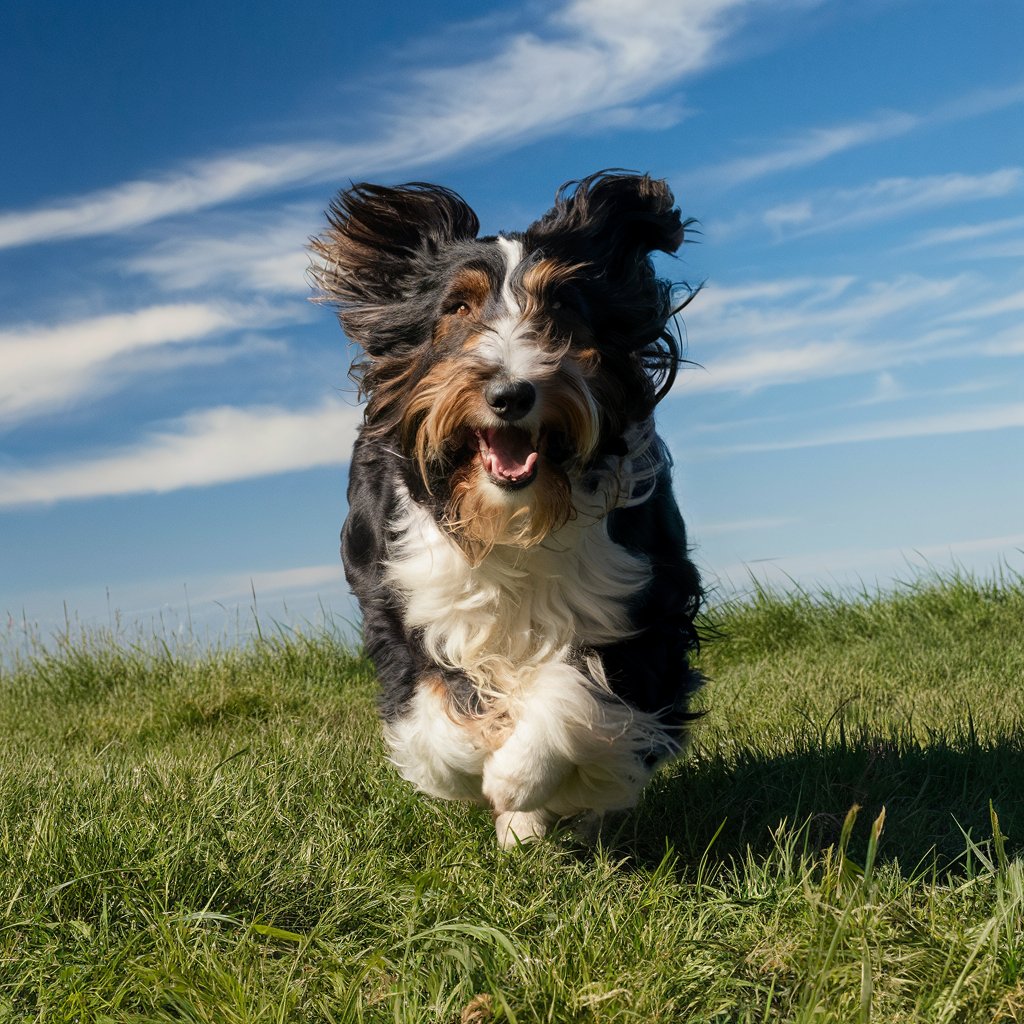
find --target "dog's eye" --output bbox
[447,301,472,317]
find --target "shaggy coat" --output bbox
[313,171,703,847]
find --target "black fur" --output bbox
[316,169,704,830]
[602,464,704,723]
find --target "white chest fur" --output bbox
[384,487,651,693]
[379,430,680,823]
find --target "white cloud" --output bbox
[849,373,1001,408]
[0,302,304,427]
[683,273,964,348]
[671,267,1024,398]
[191,563,347,605]
[0,145,345,251]
[681,340,865,393]
[0,0,762,251]
[865,371,903,404]
[934,79,1024,123]
[0,399,361,507]
[684,78,1024,190]
[687,111,919,189]
[906,213,1024,250]
[672,274,975,395]
[943,289,1024,322]
[757,169,1023,239]
[117,335,289,376]
[714,170,1023,241]
[982,326,1024,357]
[714,402,1024,454]
[682,276,856,318]
[0,303,243,424]
[966,239,1024,261]
[688,411,794,434]
[125,209,318,295]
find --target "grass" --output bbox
[2,571,1024,1022]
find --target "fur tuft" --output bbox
[316,171,704,846]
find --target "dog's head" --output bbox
[312,170,691,558]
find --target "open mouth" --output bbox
[474,426,539,489]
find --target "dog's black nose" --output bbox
[485,379,536,421]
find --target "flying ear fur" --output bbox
[310,182,479,352]
[525,170,688,270]
[521,170,694,405]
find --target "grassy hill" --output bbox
[1,573,1023,1022]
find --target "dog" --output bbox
[312,170,703,848]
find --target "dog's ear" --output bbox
[525,171,691,369]
[525,170,687,274]
[311,182,480,353]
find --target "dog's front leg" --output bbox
[481,663,584,822]
[482,714,572,813]
[492,808,557,850]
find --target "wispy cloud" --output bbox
[905,213,1024,250]
[191,563,347,606]
[682,340,866,393]
[687,111,919,189]
[849,372,1001,408]
[0,0,762,251]
[683,273,964,348]
[932,79,1024,123]
[942,289,1024,322]
[0,399,361,507]
[681,275,856,318]
[684,78,1024,190]
[752,169,1022,239]
[862,371,904,405]
[673,269,1024,395]
[0,303,274,425]
[125,208,318,295]
[965,239,1024,261]
[982,324,1024,357]
[675,272,978,395]
[0,145,344,252]
[712,402,1024,454]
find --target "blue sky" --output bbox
[2,0,1023,645]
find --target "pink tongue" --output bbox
[483,427,538,480]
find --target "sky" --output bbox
[2,0,1023,650]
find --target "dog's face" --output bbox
[313,171,689,558]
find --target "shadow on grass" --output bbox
[618,723,1024,874]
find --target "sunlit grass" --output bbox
[1,571,1023,1021]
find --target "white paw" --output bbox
[482,739,568,812]
[494,810,552,850]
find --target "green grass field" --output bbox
[2,572,1023,1022]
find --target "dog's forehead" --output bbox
[448,235,527,269]
[438,238,507,281]
[495,236,526,310]
[494,235,525,265]
[439,235,531,306]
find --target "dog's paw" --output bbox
[482,739,569,812]
[493,810,552,850]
